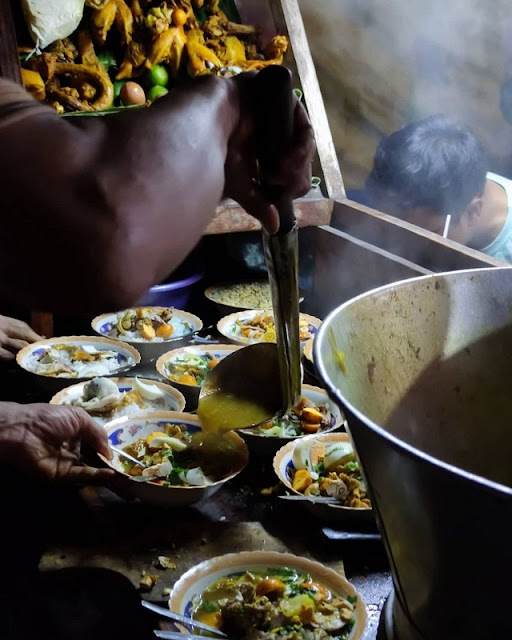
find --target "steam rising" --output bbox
[299,0,512,187]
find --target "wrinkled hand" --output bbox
[224,72,315,234]
[0,314,42,361]
[0,402,116,485]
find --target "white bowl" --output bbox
[156,344,243,410]
[273,432,374,525]
[239,384,345,456]
[100,411,248,506]
[16,335,140,392]
[168,551,367,640]
[91,307,203,362]
[50,377,186,424]
[217,309,321,347]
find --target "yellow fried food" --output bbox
[92,0,117,44]
[146,26,187,77]
[21,68,46,101]
[114,0,134,44]
[46,62,114,111]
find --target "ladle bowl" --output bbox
[314,267,512,640]
[199,342,284,431]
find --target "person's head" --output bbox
[366,115,488,243]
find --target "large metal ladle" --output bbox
[197,66,301,431]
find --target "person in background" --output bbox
[365,114,512,262]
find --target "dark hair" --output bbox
[366,115,488,219]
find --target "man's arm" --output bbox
[0,76,240,311]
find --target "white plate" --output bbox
[217,309,321,346]
[50,377,186,425]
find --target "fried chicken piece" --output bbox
[116,39,147,79]
[186,28,222,76]
[46,63,114,112]
[86,0,111,8]
[46,38,78,63]
[77,30,100,65]
[209,35,246,66]
[146,26,187,77]
[115,0,134,44]
[240,35,288,70]
[92,0,117,44]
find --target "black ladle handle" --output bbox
[253,66,296,234]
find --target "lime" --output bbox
[147,65,169,88]
[148,85,169,102]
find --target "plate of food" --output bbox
[168,550,366,640]
[273,433,374,524]
[91,306,202,361]
[239,384,345,456]
[217,310,321,346]
[205,280,305,315]
[156,344,242,409]
[100,411,248,506]
[50,376,186,424]
[16,336,140,392]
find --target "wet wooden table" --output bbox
[1,360,391,640]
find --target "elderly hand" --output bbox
[224,72,315,234]
[0,314,42,361]
[0,402,116,485]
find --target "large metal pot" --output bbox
[314,267,512,639]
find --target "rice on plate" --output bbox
[50,377,186,425]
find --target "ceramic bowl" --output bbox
[100,411,249,506]
[239,384,345,457]
[156,344,242,410]
[205,280,304,316]
[168,550,366,639]
[16,336,140,393]
[91,307,202,362]
[273,432,374,525]
[217,309,321,348]
[50,377,185,425]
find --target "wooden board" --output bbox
[307,225,432,319]
[206,193,332,234]
[331,199,507,271]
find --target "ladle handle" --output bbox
[254,65,296,234]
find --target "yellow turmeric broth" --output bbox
[197,392,271,434]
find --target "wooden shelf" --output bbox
[205,190,332,234]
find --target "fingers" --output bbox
[62,406,112,460]
[0,346,15,361]
[2,336,29,353]
[239,184,280,235]
[62,465,117,486]
[0,316,42,343]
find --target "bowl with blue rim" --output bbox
[99,411,248,506]
[16,335,140,393]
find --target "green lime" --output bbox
[113,80,125,102]
[147,65,169,87]
[148,85,169,102]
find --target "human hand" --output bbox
[0,402,116,485]
[224,71,315,234]
[0,314,42,361]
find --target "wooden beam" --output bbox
[332,199,507,271]
[308,225,431,318]
[0,0,21,83]
[205,196,332,234]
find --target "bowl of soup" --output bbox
[168,551,367,640]
[100,411,249,506]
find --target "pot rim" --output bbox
[315,266,512,498]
